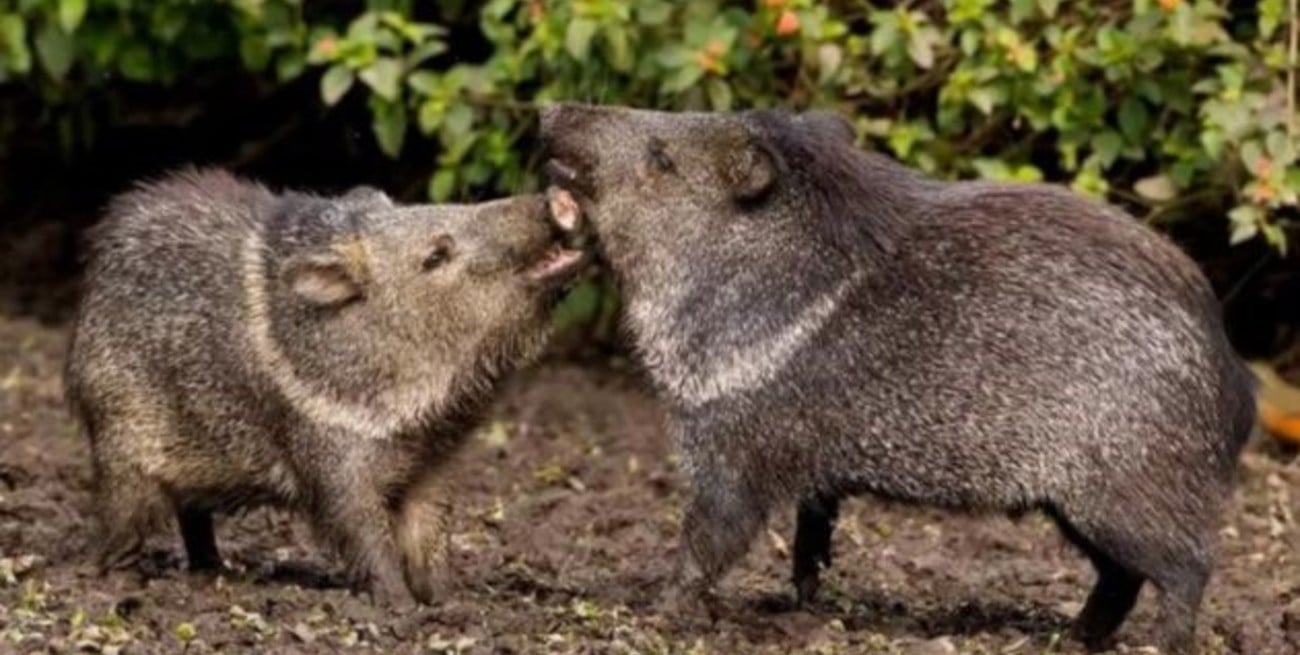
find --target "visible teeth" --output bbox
[547,186,581,232]
[529,247,584,281]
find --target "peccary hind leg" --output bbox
[1150,556,1209,655]
[177,507,222,571]
[1052,513,1143,651]
[792,493,839,605]
[93,449,167,572]
[1052,500,1211,655]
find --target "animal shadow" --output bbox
[744,586,1071,644]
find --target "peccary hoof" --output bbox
[368,580,418,612]
[794,572,821,607]
[656,584,720,627]
[1070,625,1117,654]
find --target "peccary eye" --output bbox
[647,138,675,173]
[421,235,454,271]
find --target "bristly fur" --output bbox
[540,103,1256,655]
[747,109,928,263]
[65,168,562,605]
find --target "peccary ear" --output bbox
[726,141,780,203]
[339,186,392,207]
[284,246,368,307]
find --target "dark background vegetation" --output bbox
[0,0,1297,367]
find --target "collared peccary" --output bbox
[65,169,584,605]
[540,104,1256,653]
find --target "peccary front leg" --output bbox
[393,472,452,604]
[304,454,412,607]
[318,489,411,606]
[666,465,770,616]
[177,507,222,571]
[792,493,839,605]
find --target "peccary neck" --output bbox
[621,150,929,410]
[627,263,860,410]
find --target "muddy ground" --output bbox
[1,315,1298,655]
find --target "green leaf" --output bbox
[1134,174,1176,201]
[408,39,447,67]
[370,98,407,158]
[118,43,153,82]
[706,78,732,110]
[551,278,602,331]
[417,99,445,133]
[1117,97,1148,143]
[1228,216,1259,245]
[565,18,597,61]
[816,44,843,85]
[239,35,271,71]
[1240,140,1264,170]
[1,16,32,74]
[277,52,305,81]
[151,4,188,44]
[359,57,402,101]
[968,87,998,115]
[1090,131,1122,168]
[907,30,937,69]
[1265,130,1294,161]
[443,103,474,138]
[429,169,456,201]
[605,25,632,73]
[320,65,355,105]
[58,0,87,33]
[35,24,74,80]
[661,63,704,94]
[1261,222,1287,253]
[1010,0,1036,24]
[1227,205,1261,245]
[638,1,673,26]
[407,71,441,95]
[869,12,900,56]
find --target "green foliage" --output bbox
[0,0,1296,251]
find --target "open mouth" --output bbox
[526,187,588,285]
[526,246,587,283]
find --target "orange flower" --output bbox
[697,51,720,73]
[1254,156,1273,178]
[776,9,800,36]
[527,0,545,21]
[313,36,338,58]
[1250,183,1275,203]
[1157,0,1180,10]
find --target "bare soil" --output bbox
[2,315,1298,655]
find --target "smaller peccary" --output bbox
[540,104,1257,654]
[65,169,584,605]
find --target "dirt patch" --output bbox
[1,316,1298,654]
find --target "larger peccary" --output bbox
[65,169,584,605]
[540,104,1256,653]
